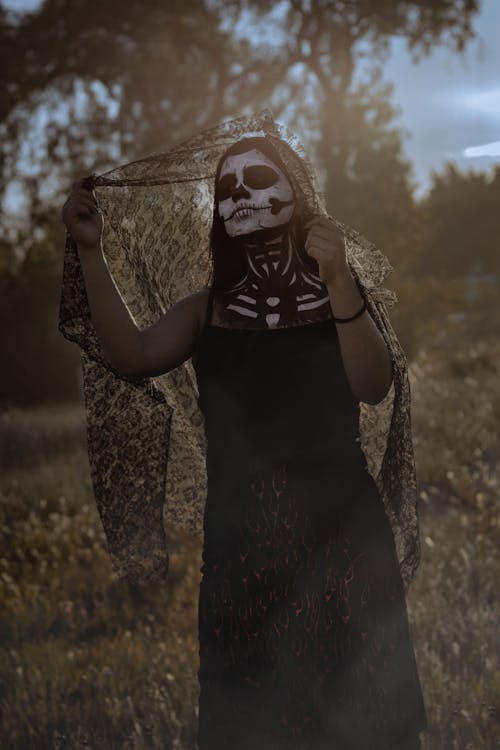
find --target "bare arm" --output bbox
[305,216,393,405]
[326,268,393,405]
[79,247,206,376]
[62,180,207,378]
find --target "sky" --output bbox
[3,0,500,197]
[384,0,500,194]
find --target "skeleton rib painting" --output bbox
[60,110,428,749]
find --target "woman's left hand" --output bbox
[305,216,350,287]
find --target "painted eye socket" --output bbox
[243,165,279,189]
[216,165,280,202]
[216,173,237,202]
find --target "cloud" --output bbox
[464,141,500,158]
[461,89,500,119]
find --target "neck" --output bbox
[245,232,289,280]
[239,224,316,283]
[215,222,330,328]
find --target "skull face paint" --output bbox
[217,149,295,237]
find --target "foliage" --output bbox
[0,0,242,221]
[0,0,480,239]
[419,163,500,278]
[389,267,500,362]
[0,213,81,406]
[217,0,479,264]
[0,0,494,400]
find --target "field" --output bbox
[1,341,499,749]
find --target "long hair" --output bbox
[206,136,319,291]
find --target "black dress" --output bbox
[192,292,428,750]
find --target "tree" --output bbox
[0,0,255,403]
[1,0,480,243]
[214,0,479,267]
[0,0,247,220]
[0,0,484,401]
[0,214,82,405]
[420,163,500,278]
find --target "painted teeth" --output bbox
[235,208,253,220]
[231,205,271,220]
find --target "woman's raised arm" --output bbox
[62,179,207,378]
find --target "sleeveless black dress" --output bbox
[192,291,428,750]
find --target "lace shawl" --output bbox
[59,109,421,592]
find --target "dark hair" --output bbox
[206,136,318,290]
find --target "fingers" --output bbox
[81,175,96,192]
[305,216,344,257]
[305,236,329,255]
[63,181,100,221]
[69,179,98,208]
[306,226,337,244]
[63,196,97,220]
[71,186,98,203]
[305,231,341,253]
[305,216,343,237]
[69,191,96,209]
[304,215,336,230]
[72,176,95,192]
[305,215,343,231]
[305,243,329,263]
[304,216,347,273]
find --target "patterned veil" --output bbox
[59,109,421,592]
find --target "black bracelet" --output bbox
[332,298,366,323]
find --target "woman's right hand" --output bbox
[62,178,103,251]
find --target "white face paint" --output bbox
[217,149,295,237]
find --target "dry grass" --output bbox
[406,338,500,750]
[1,341,499,748]
[1,406,201,749]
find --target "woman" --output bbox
[61,113,427,749]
